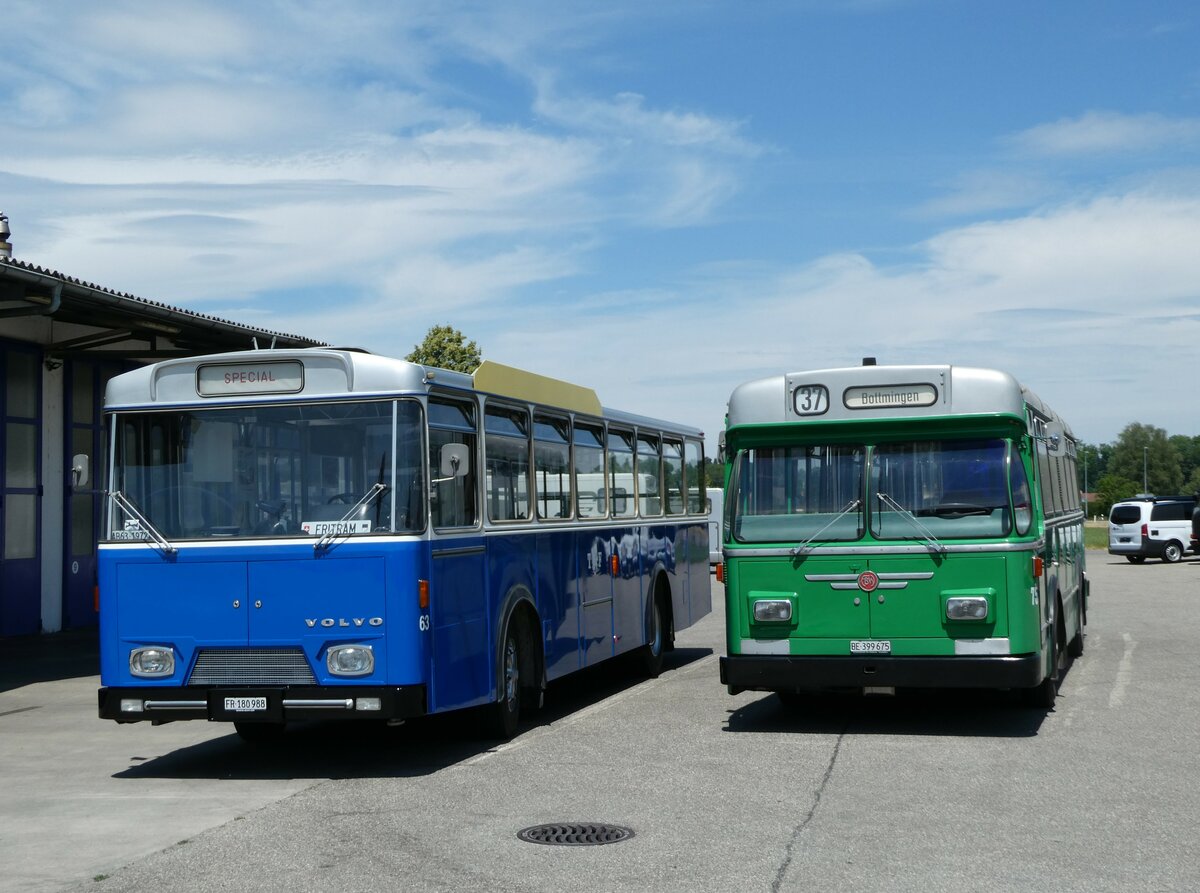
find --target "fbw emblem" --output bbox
[857,571,880,593]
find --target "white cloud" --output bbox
[1012,110,1200,156]
[460,187,1200,448]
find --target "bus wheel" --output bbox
[1126,556,1145,564]
[484,621,522,740]
[639,593,666,678]
[234,721,286,743]
[1068,595,1085,659]
[1024,656,1057,709]
[1162,542,1183,563]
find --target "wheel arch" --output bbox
[494,584,543,701]
[646,562,676,651]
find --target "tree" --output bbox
[405,325,481,373]
[1075,442,1110,493]
[703,456,726,490]
[1093,473,1138,519]
[1107,423,1182,495]
[1169,434,1200,492]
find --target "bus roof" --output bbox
[104,347,703,436]
[726,363,1072,439]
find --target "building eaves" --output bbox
[0,256,328,350]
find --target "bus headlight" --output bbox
[129,646,175,677]
[327,644,374,677]
[946,597,989,621]
[753,599,793,623]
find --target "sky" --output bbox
[2,0,1199,450]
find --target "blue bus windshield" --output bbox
[109,400,424,540]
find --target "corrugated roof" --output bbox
[0,256,327,347]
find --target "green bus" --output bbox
[718,361,1087,708]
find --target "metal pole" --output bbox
[1144,446,1148,493]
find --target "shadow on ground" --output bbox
[0,628,98,694]
[723,658,1084,739]
[112,645,713,782]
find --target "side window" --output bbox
[429,398,478,529]
[663,439,684,515]
[1152,503,1188,522]
[636,434,662,517]
[1033,418,1059,518]
[608,429,635,518]
[485,404,531,522]
[534,414,572,520]
[1011,447,1033,536]
[685,439,705,514]
[573,422,606,518]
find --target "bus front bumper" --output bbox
[720,653,1043,693]
[98,685,427,724]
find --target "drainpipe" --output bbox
[0,263,63,317]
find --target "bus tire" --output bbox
[234,721,286,743]
[639,590,667,678]
[1025,598,1064,709]
[1162,541,1183,563]
[1068,592,1085,659]
[483,617,523,740]
[1126,556,1145,564]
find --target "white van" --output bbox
[707,487,723,568]
[1108,495,1195,563]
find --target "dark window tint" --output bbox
[1151,502,1191,522]
[1110,505,1142,525]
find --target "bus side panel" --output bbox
[613,526,649,657]
[578,532,614,666]
[386,542,429,687]
[1007,550,1041,657]
[538,529,581,682]
[429,537,488,713]
[687,521,712,627]
[486,533,537,691]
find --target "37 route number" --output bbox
[792,384,829,416]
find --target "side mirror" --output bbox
[439,443,470,479]
[72,454,90,488]
[1042,422,1065,455]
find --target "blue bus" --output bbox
[96,349,711,740]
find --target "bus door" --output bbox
[579,533,614,665]
[427,398,488,711]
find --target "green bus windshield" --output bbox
[732,437,1031,544]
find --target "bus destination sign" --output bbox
[844,383,937,410]
[197,361,304,397]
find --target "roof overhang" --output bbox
[0,258,327,361]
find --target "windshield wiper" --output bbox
[919,502,992,517]
[876,491,947,555]
[790,499,862,557]
[314,482,389,553]
[110,490,176,557]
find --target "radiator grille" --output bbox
[187,648,316,686]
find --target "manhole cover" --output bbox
[517,823,634,846]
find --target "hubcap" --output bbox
[503,637,519,709]
[649,602,662,656]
